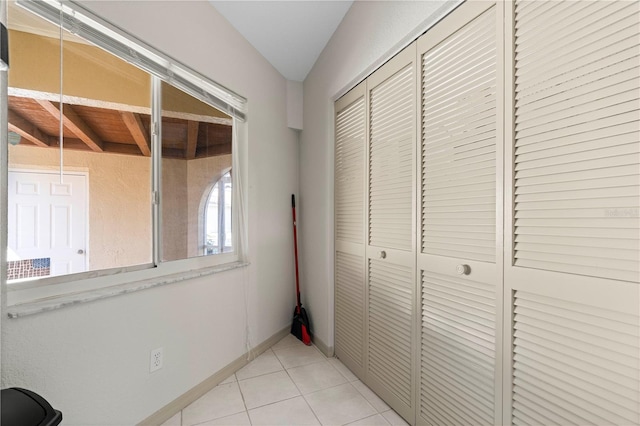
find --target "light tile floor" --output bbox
[161,334,408,426]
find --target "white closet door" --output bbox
[335,82,367,377]
[417,2,502,425]
[504,0,640,424]
[365,44,417,423]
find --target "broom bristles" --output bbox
[301,325,311,345]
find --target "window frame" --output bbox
[5,0,248,306]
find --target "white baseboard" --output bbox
[312,334,334,358]
[138,326,290,426]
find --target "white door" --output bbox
[417,2,502,425]
[365,44,417,423]
[504,1,640,424]
[8,170,88,278]
[334,81,367,378]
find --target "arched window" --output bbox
[204,171,232,255]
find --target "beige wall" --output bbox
[161,158,188,261]
[9,29,151,108]
[8,145,152,270]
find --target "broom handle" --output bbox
[292,195,302,313]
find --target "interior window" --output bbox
[6,0,243,292]
[160,82,233,262]
[204,170,232,255]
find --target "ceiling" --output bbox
[210,1,353,82]
[8,95,232,159]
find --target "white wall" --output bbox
[1,1,299,424]
[300,1,454,350]
[286,80,304,130]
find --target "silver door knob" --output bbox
[379,251,387,259]
[456,264,470,275]
[77,249,84,254]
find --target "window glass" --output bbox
[7,4,152,282]
[204,171,232,255]
[160,82,233,261]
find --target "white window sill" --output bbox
[7,261,249,319]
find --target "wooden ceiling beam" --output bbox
[36,100,104,152]
[8,109,53,147]
[120,111,151,157]
[186,121,199,159]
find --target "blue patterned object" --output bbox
[31,258,51,269]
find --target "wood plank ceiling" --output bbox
[8,95,232,159]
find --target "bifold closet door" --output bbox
[504,0,640,424]
[417,2,502,425]
[334,82,367,378]
[365,43,417,423]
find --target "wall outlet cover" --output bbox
[150,347,163,373]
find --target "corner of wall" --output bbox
[286,80,303,131]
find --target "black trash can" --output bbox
[1,387,63,426]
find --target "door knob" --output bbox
[77,249,84,254]
[379,251,387,259]
[456,264,470,275]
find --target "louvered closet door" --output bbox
[417,2,502,425]
[335,82,367,378]
[365,43,417,424]
[504,1,640,424]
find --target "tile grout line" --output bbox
[352,412,392,426]
[271,346,286,370]
[237,374,254,426]
[236,349,286,382]
[338,382,377,426]
[234,373,252,425]
[187,378,249,426]
[298,380,378,426]
[281,353,323,426]
[299,393,323,425]
[303,381,369,426]
[248,394,304,412]
[326,357,360,383]
[241,343,320,420]
[271,343,329,372]
[350,380,389,414]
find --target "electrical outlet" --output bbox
[150,347,163,373]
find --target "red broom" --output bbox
[290,194,311,345]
